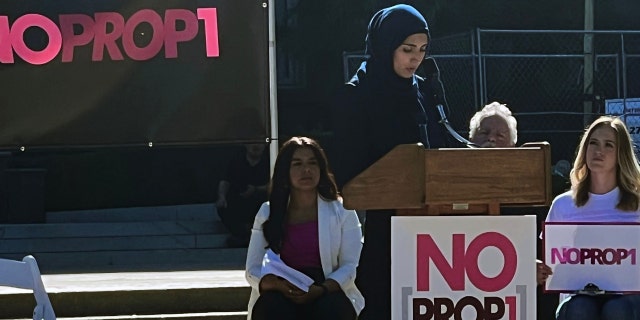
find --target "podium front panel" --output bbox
[343,144,424,210]
[424,146,550,206]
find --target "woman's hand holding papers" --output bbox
[259,274,305,297]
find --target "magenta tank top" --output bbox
[280,221,321,270]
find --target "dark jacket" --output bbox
[330,4,451,188]
[329,6,455,320]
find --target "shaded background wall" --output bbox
[3,0,640,214]
[277,0,640,180]
[276,0,640,146]
[0,145,238,213]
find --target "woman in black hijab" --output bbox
[330,4,453,320]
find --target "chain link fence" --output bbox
[343,29,640,163]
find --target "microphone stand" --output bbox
[436,104,478,148]
[422,57,478,148]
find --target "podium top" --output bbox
[342,143,552,212]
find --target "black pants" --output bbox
[356,210,393,320]
[251,290,356,320]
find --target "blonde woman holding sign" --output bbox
[544,116,640,320]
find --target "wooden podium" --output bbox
[342,142,552,215]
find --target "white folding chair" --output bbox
[0,255,56,320]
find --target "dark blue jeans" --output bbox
[557,294,640,320]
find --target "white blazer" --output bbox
[245,196,364,319]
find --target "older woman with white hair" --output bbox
[469,101,518,148]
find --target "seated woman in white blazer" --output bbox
[245,136,364,320]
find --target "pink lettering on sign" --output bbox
[122,9,165,61]
[59,14,95,62]
[93,12,125,61]
[551,247,637,265]
[0,8,220,64]
[7,14,63,65]
[164,9,199,58]
[416,232,517,292]
[412,296,516,320]
[197,8,219,57]
[0,16,12,62]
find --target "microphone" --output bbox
[422,58,477,148]
[422,58,445,106]
[435,105,478,147]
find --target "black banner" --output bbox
[0,0,270,149]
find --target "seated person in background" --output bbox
[215,143,270,247]
[469,101,517,148]
[469,102,570,197]
[469,102,560,316]
[245,137,363,320]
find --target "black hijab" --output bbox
[350,4,430,91]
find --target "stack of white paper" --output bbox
[261,249,315,292]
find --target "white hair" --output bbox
[468,101,518,146]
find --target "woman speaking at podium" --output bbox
[330,4,454,320]
[544,116,640,319]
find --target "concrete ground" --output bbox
[0,270,250,319]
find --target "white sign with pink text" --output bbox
[544,223,640,293]
[392,216,537,320]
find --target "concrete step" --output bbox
[11,312,247,320]
[0,221,226,239]
[0,270,250,319]
[47,204,217,223]
[55,312,248,320]
[0,233,229,253]
[0,248,247,274]
[0,206,252,318]
[0,203,244,273]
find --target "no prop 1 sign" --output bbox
[392,216,537,320]
[544,223,640,293]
